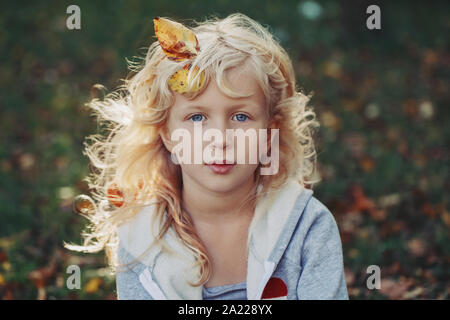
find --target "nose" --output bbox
[209,119,233,150]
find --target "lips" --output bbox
[206,162,236,174]
[205,160,235,165]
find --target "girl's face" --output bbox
[161,65,269,194]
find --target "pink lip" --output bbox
[207,163,236,174]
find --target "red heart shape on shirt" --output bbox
[261,277,288,299]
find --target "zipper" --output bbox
[139,268,167,300]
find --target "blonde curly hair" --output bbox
[64,12,320,287]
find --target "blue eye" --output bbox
[189,114,204,122]
[234,114,249,122]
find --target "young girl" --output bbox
[66,13,348,300]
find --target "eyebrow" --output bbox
[184,103,258,111]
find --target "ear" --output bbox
[266,118,281,154]
[159,126,173,153]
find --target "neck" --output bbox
[181,175,257,226]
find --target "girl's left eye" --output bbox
[233,114,249,122]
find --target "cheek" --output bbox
[234,163,260,182]
[178,163,205,180]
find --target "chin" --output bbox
[202,165,256,193]
[200,174,242,193]
[183,164,255,194]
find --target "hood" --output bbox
[117,177,314,299]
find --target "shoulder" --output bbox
[289,194,342,252]
[280,191,342,256]
[300,195,343,253]
[301,195,339,229]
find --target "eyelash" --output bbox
[188,113,250,122]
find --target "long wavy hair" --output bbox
[64,12,320,286]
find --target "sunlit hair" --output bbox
[64,12,320,286]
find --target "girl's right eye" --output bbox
[189,114,205,122]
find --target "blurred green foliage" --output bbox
[0,0,448,299]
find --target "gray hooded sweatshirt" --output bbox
[116,178,349,300]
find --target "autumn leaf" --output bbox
[0,250,7,263]
[403,99,417,118]
[322,61,342,79]
[380,220,406,237]
[320,111,340,131]
[407,238,426,257]
[106,180,145,207]
[441,209,450,226]
[360,155,375,172]
[347,185,376,213]
[379,277,414,299]
[73,194,96,214]
[154,17,200,62]
[2,261,11,272]
[106,183,124,208]
[84,277,102,293]
[168,63,206,94]
[369,209,387,221]
[422,202,437,219]
[403,287,425,299]
[27,254,58,300]
[344,268,355,286]
[153,17,206,94]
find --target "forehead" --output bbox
[171,64,266,111]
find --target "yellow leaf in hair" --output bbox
[168,64,205,94]
[154,17,200,62]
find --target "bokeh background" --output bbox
[0,0,448,299]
